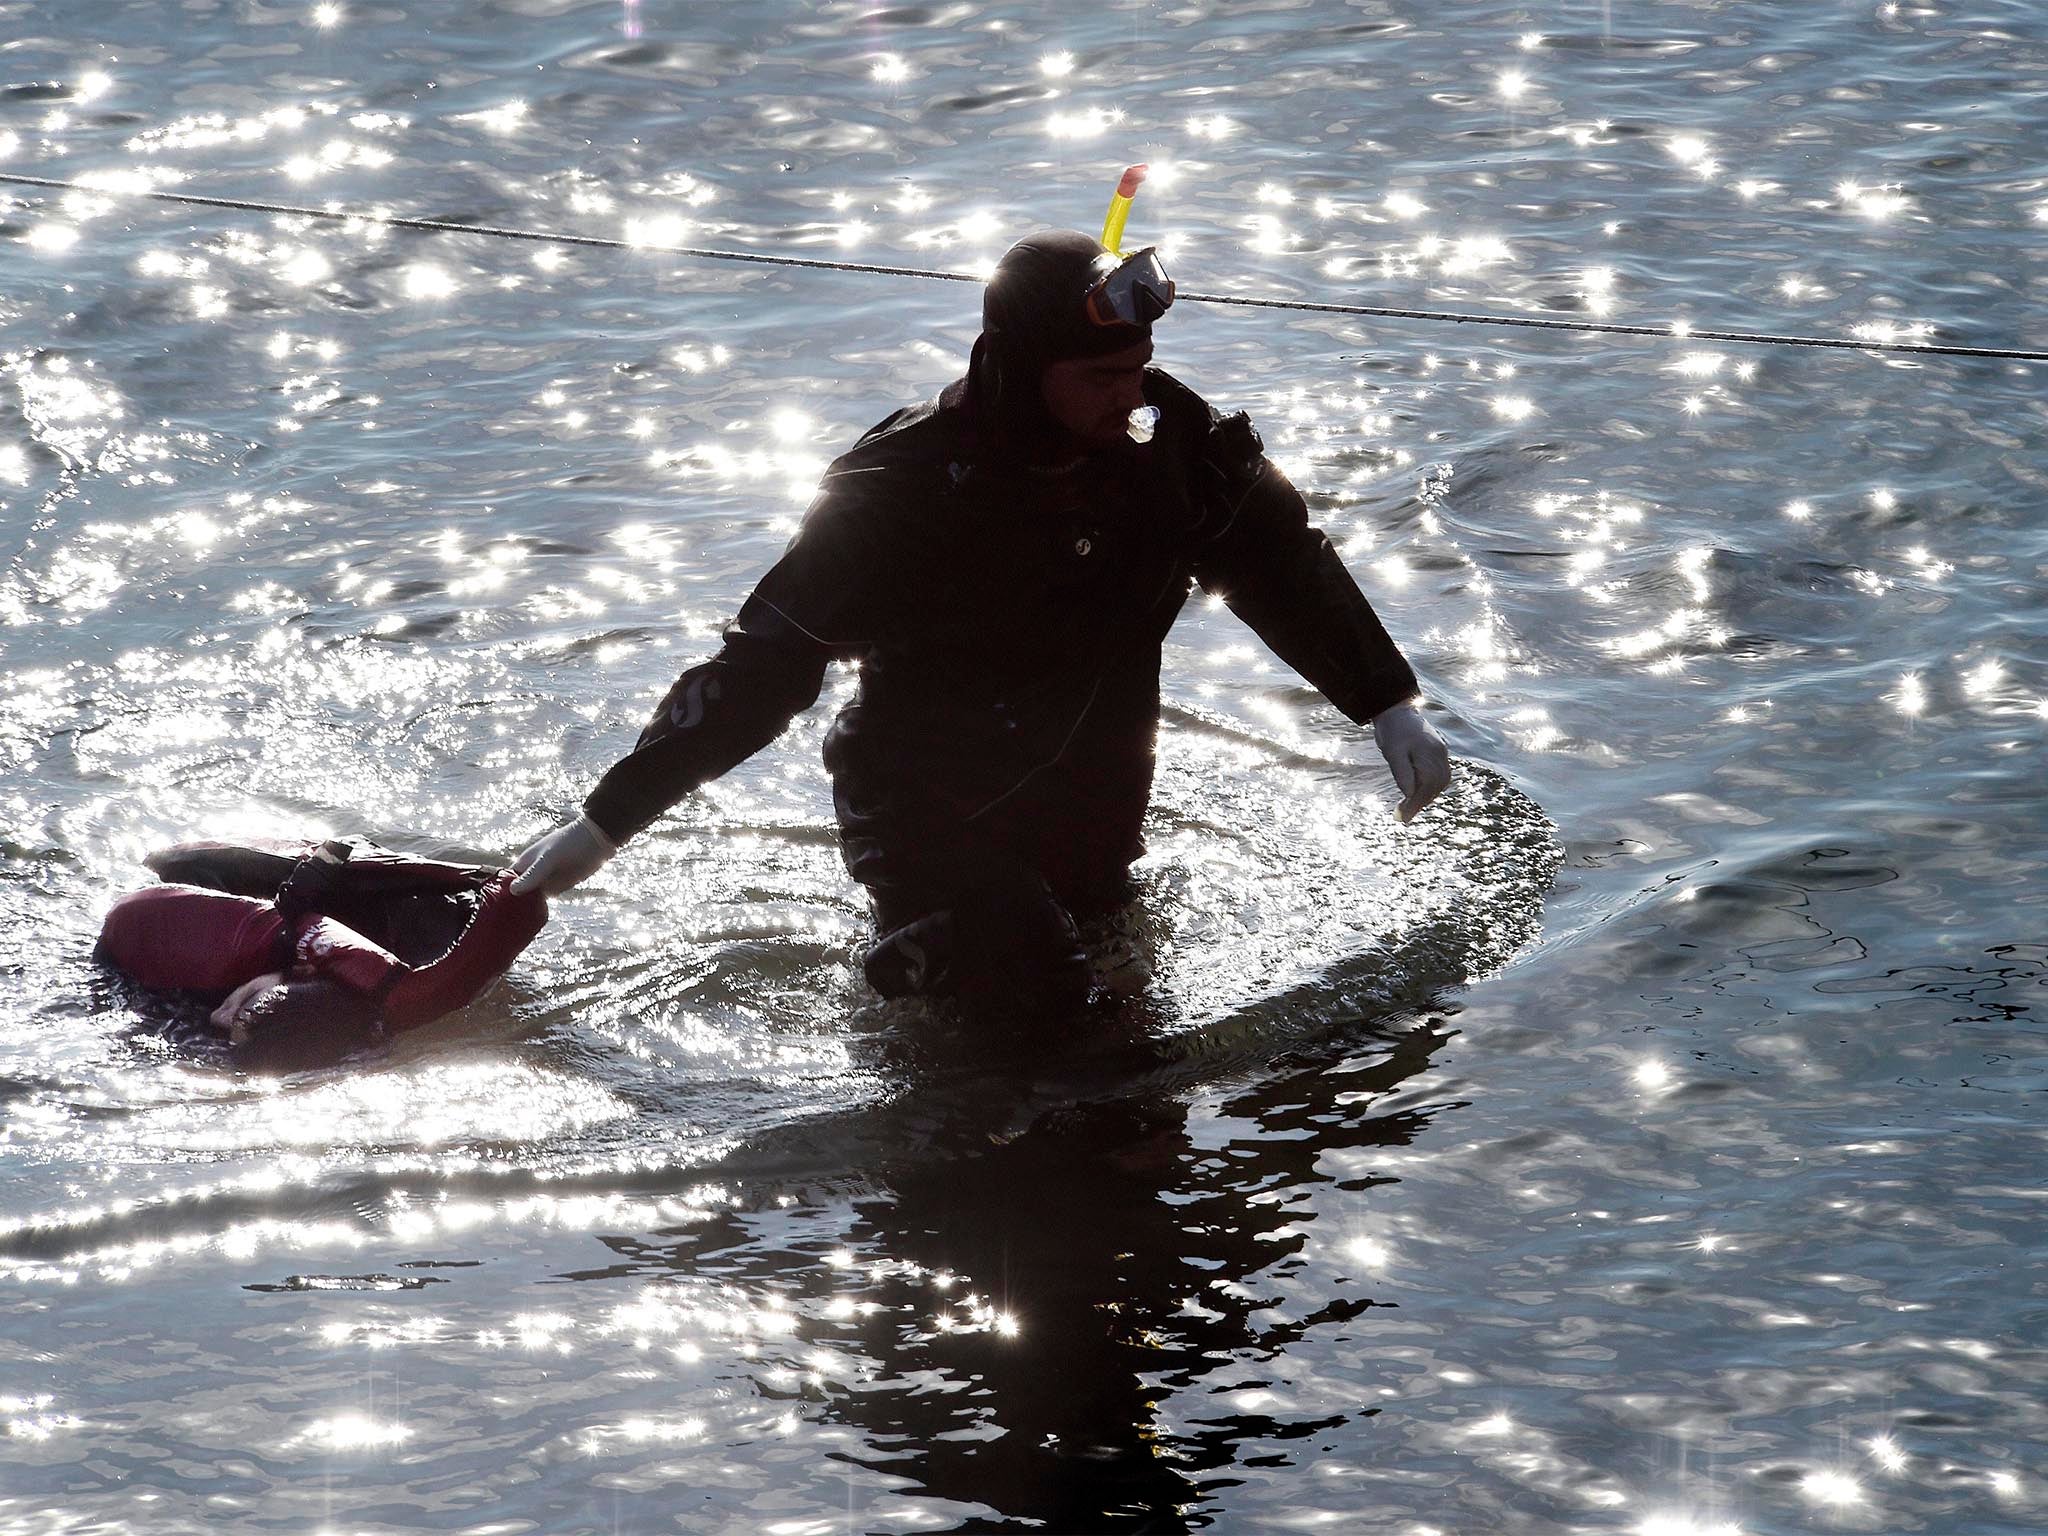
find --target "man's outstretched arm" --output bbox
[513,490,881,895]
[511,617,834,895]
[1188,411,1451,822]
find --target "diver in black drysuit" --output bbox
[514,231,1443,1020]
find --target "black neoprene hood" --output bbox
[983,229,1150,367]
[965,229,1153,447]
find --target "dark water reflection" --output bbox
[4,0,2048,1531]
[469,1020,1455,1534]
[819,1037,1442,1534]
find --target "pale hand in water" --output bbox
[213,970,287,1041]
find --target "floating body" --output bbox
[99,837,547,1059]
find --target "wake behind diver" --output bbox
[512,172,1451,1025]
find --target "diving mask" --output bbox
[1082,246,1176,329]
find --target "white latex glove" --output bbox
[510,813,618,896]
[1371,699,1452,824]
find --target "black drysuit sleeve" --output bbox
[1187,410,1420,726]
[581,482,882,845]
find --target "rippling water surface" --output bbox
[2,2,2045,1531]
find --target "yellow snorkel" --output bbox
[1097,164,1163,444]
[1100,164,1148,256]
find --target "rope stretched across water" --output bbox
[5,169,2044,364]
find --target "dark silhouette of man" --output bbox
[513,231,1449,1020]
